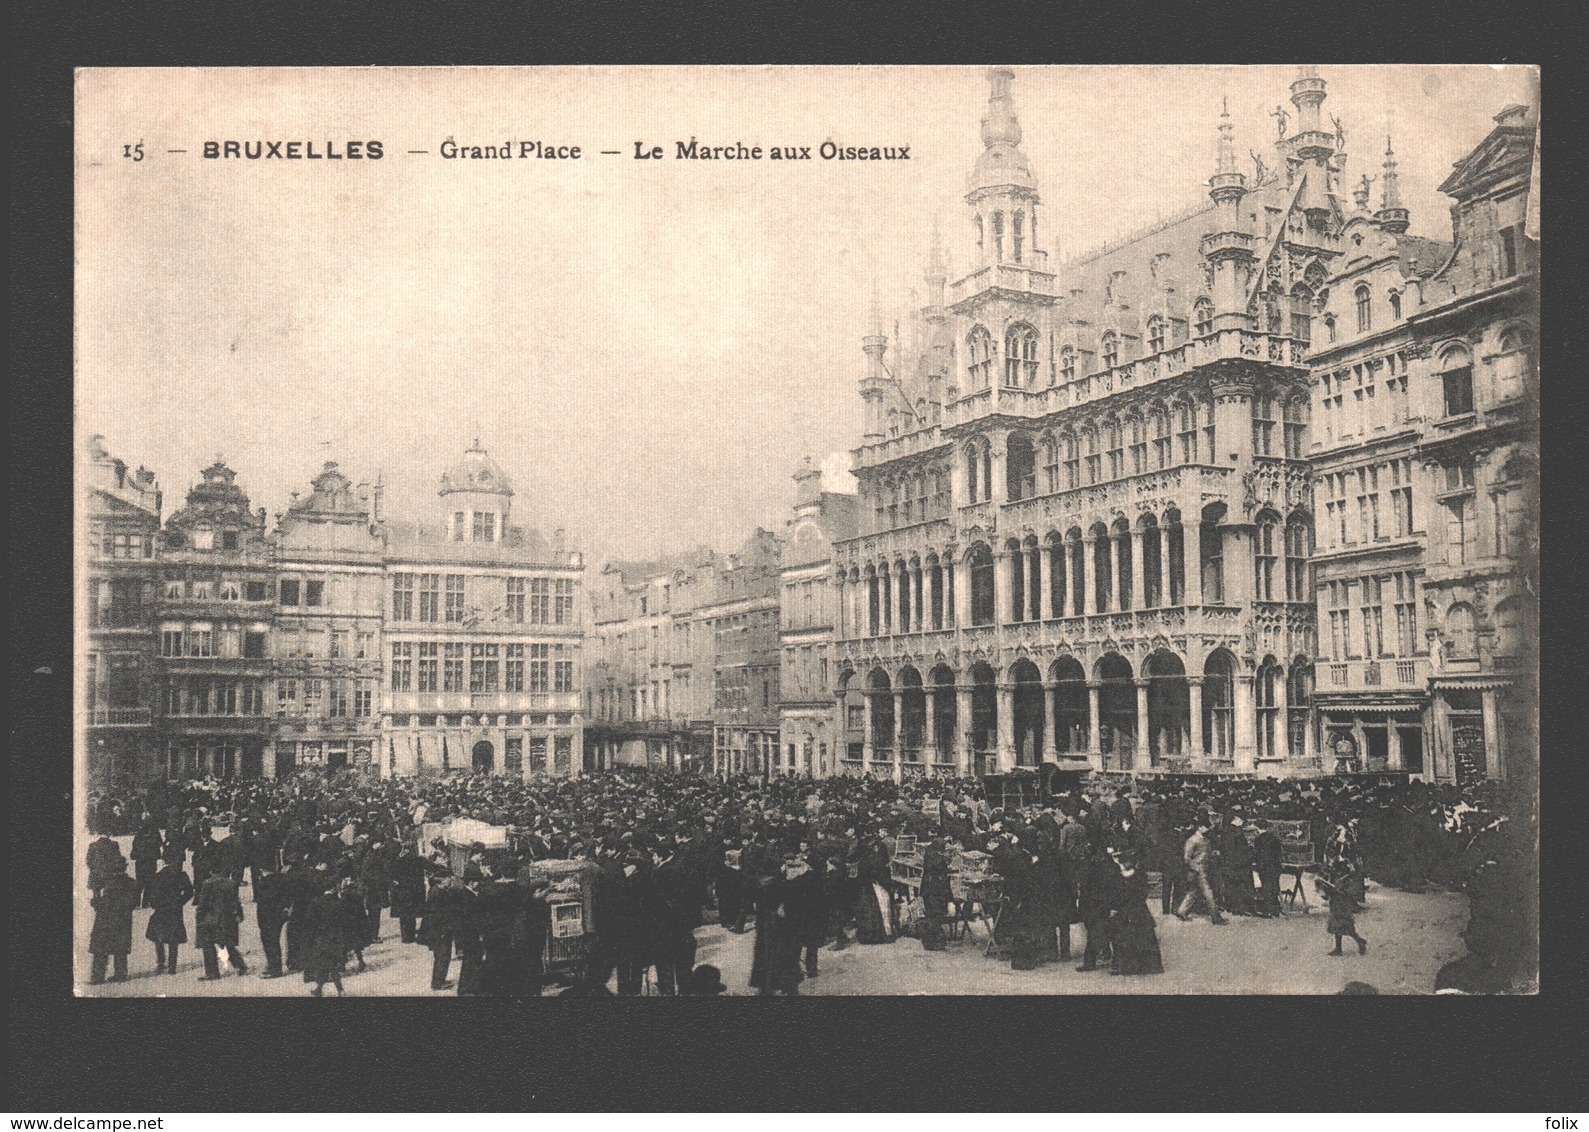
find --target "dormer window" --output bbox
[1101,331,1119,370]
[221,530,239,551]
[1355,285,1372,333]
[1059,346,1076,384]
[1147,315,1166,354]
[1193,298,1214,338]
[192,526,214,551]
[1388,290,1402,320]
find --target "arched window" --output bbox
[1101,331,1119,370]
[1059,346,1076,385]
[1388,290,1402,320]
[1284,512,1312,600]
[1254,510,1280,601]
[1011,210,1024,264]
[1446,602,1478,657]
[1495,326,1532,402]
[1004,323,1039,388]
[1042,434,1060,493]
[1082,427,1101,485]
[965,443,982,504]
[1061,431,1080,489]
[968,544,996,626]
[1439,345,1475,418]
[1147,315,1166,354]
[974,214,984,253]
[1355,285,1372,333]
[1104,418,1123,480]
[1324,314,1337,343]
[1128,414,1147,475]
[966,326,994,389]
[1290,283,1313,343]
[1176,401,1198,464]
[1283,397,1307,458]
[1150,408,1172,469]
[1253,395,1277,456]
[991,212,1005,262]
[1193,298,1214,338]
[1007,433,1037,502]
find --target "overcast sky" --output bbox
[75,65,1537,567]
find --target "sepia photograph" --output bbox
[72,63,1539,1001]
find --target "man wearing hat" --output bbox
[1250,819,1285,918]
[1173,815,1227,925]
[1218,812,1257,916]
[685,963,728,996]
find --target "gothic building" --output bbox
[829,67,1538,784]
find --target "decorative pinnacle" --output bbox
[926,214,947,279]
[980,67,1022,149]
[1217,98,1237,175]
[1381,134,1403,211]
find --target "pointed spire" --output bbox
[926,214,947,279]
[868,277,884,337]
[1376,133,1410,233]
[969,67,1036,195]
[981,67,1021,149]
[1217,96,1238,176]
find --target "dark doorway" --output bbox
[1398,726,1425,774]
[472,740,494,773]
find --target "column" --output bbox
[955,684,974,775]
[1188,676,1205,763]
[1303,701,1318,765]
[924,687,938,760]
[1480,688,1502,780]
[1272,667,1289,763]
[571,720,585,780]
[1387,722,1403,771]
[914,566,925,633]
[1083,537,1099,617]
[834,576,846,638]
[262,741,277,780]
[861,691,875,763]
[1234,673,1256,771]
[1043,681,1059,761]
[1086,680,1103,771]
[1131,528,1147,611]
[1029,545,1045,621]
[996,683,1016,772]
[1184,516,1203,605]
[1135,678,1152,768]
[998,550,1017,623]
[892,690,905,783]
[1158,523,1172,607]
[1109,535,1122,613]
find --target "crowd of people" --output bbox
[83,764,1535,995]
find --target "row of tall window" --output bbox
[974,207,1031,265]
[274,625,376,660]
[782,578,828,630]
[389,641,575,694]
[1317,458,1419,549]
[158,620,269,659]
[1318,353,1414,444]
[391,574,575,624]
[871,469,952,529]
[162,677,269,717]
[88,526,153,559]
[1321,571,1423,662]
[275,677,374,717]
[162,575,271,603]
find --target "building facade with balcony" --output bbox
[269,462,387,777]
[81,437,163,787]
[778,458,859,779]
[707,528,785,777]
[153,460,277,780]
[586,548,719,772]
[833,68,1347,781]
[382,444,587,778]
[1409,106,1538,785]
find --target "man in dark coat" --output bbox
[144,859,193,975]
[129,817,164,908]
[1251,820,1285,918]
[86,834,124,896]
[194,871,249,980]
[1074,846,1116,972]
[253,862,292,977]
[388,847,430,944]
[359,840,395,943]
[88,862,139,984]
[418,872,466,991]
[990,835,1044,970]
[507,869,553,997]
[782,847,828,976]
[649,845,700,996]
[613,850,656,996]
[749,854,809,995]
[918,837,952,953]
[1218,815,1257,916]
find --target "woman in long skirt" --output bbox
[853,836,895,945]
[300,883,349,996]
[1106,850,1163,976]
